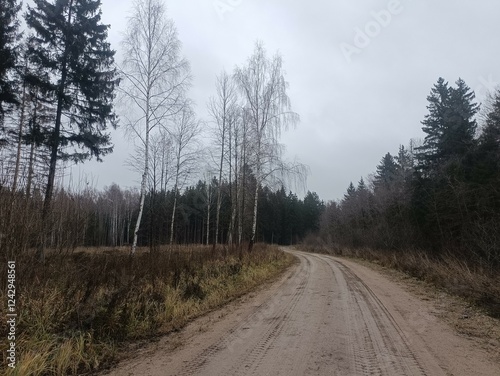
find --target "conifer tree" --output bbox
[344,182,356,201]
[374,152,397,191]
[25,0,118,258]
[417,77,479,175]
[0,0,22,120]
[416,77,450,174]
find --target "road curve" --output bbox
[106,250,500,376]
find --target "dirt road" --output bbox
[106,250,500,375]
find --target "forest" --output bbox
[314,77,500,272]
[1,0,499,270]
[0,0,320,260]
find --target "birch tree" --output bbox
[234,41,302,250]
[208,70,238,246]
[121,0,190,253]
[168,106,202,244]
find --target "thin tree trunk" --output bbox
[170,191,177,245]
[239,126,246,248]
[214,124,225,247]
[12,73,27,192]
[26,140,35,196]
[131,108,150,253]
[206,182,211,245]
[228,122,237,247]
[170,155,181,245]
[249,181,259,251]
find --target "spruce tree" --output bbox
[479,90,500,158]
[374,152,397,191]
[416,77,450,174]
[417,78,479,175]
[344,182,356,201]
[25,0,118,258]
[442,78,479,159]
[0,0,22,119]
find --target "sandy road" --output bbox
[106,250,500,376]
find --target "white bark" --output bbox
[234,41,300,250]
[121,0,190,254]
[208,71,238,246]
[168,107,202,245]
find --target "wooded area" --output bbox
[0,0,317,260]
[316,78,500,270]
[1,0,499,268]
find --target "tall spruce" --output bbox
[25,0,118,259]
[417,77,479,175]
[0,0,22,120]
[374,152,397,191]
[416,77,450,174]
[481,90,500,157]
[442,78,479,159]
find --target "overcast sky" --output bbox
[69,0,500,202]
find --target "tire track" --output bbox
[106,249,500,376]
[176,253,312,376]
[315,253,428,375]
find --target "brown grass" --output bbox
[0,244,294,375]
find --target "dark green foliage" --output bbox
[0,0,21,119]
[344,181,356,200]
[24,0,119,259]
[25,0,119,164]
[317,80,500,270]
[416,77,479,175]
[374,152,397,191]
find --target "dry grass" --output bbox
[0,244,294,375]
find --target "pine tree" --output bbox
[480,90,500,158]
[442,78,479,158]
[0,0,21,119]
[472,89,500,183]
[343,182,356,201]
[25,0,118,259]
[416,77,450,174]
[374,152,397,191]
[395,145,414,181]
[416,77,479,175]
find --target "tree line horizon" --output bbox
[1,0,499,266]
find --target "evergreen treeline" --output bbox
[118,182,322,247]
[1,180,322,253]
[318,78,500,269]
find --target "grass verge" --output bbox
[0,244,294,375]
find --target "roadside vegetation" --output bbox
[301,81,500,320]
[0,244,294,375]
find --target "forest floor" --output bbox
[104,248,500,376]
